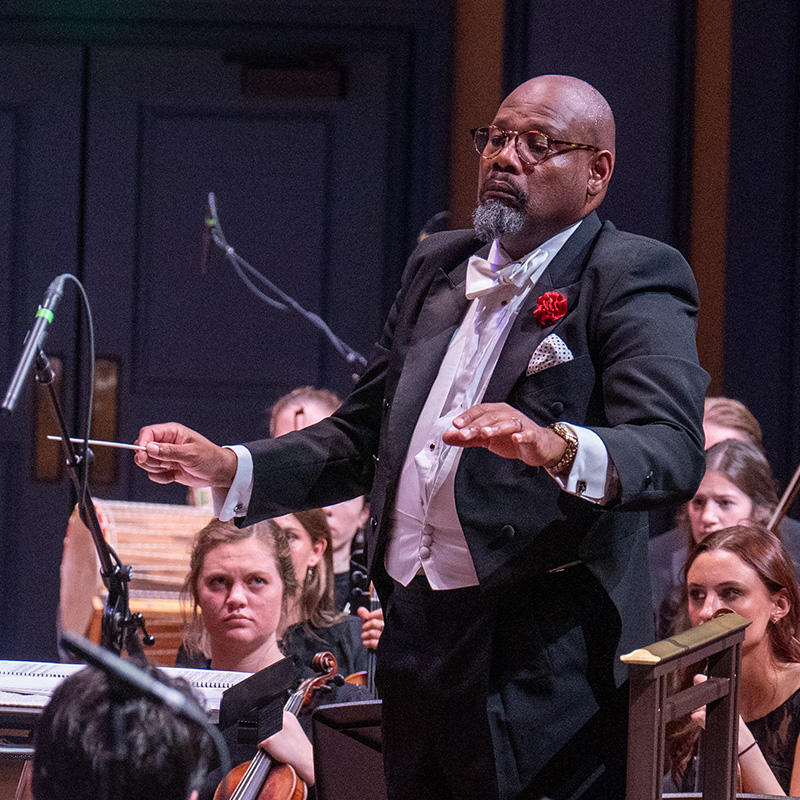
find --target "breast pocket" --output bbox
[513,354,595,424]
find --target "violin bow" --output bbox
[769,462,800,534]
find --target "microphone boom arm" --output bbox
[205,193,367,376]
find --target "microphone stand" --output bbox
[35,350,152,662]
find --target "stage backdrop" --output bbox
[0,0,450,660]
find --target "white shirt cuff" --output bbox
[213,445,254,521]
[548,423,617,504]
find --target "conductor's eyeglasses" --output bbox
[471,126,599,165]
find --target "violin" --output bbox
[214,652,339,800]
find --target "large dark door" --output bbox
[81,44,404,507]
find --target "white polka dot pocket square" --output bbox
[527,333,574,376]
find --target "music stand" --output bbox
[311,700,386,800]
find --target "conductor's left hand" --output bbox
[134,422,238,489]
[442,403,566,467]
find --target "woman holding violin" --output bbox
[180,517,370,799]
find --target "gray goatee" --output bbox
[472,200,526,243]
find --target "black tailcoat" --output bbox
[241,212,708,797]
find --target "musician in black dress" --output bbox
[178,517,369,798]
[665,525,800,794]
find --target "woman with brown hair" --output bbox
[272,509,371,676]
[179,517,369,798]
[651,438,780,638]
[666,524,800,795]
[686,440,778,543]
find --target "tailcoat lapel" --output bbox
[483,213,602,402]
[385,242,489,463]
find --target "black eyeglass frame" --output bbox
[471,126,599,165]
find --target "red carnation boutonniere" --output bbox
[533,291,568,326]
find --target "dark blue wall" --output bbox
[725,1,800,496]
[503,0,695,252]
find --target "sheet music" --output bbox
[0,660,249,719]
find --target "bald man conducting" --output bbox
[136,76,708,800]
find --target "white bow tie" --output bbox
[465,248,548,300]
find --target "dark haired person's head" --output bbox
[686,439,778,545]
[686,524,800,663]
[32,666,212,800]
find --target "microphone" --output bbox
[60,632,208,727]
[1,274,69,415]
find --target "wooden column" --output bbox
[690,0,732,395]
[449,0,505,229]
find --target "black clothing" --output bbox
[239,218,708,798]
[747,685,800,793]
[281,616,368,678]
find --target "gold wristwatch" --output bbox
[547,422,578,478]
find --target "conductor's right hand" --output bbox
[134,423,238,489]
